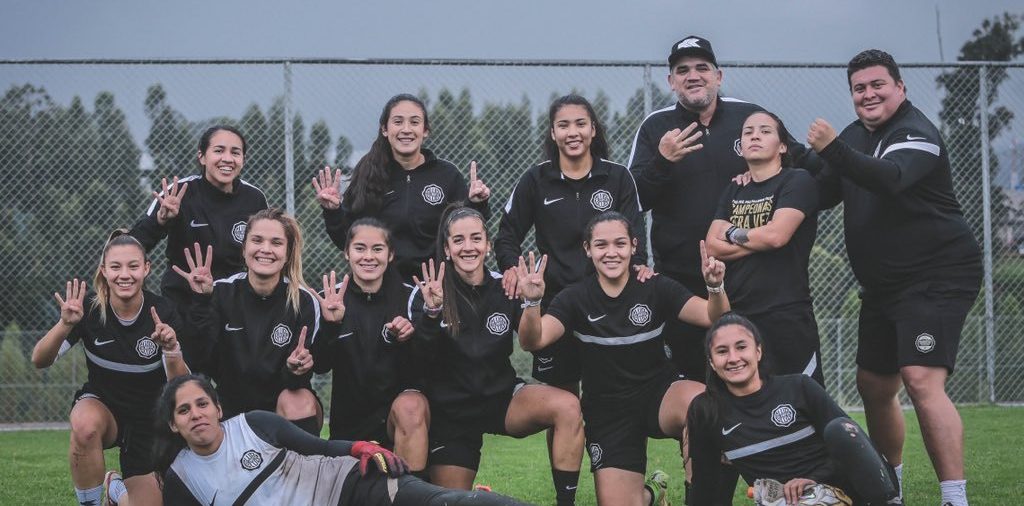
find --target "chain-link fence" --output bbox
[2,59,1023,425]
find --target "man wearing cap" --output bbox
[628,36,816,381]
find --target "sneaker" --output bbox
[753,479,852,506]
[103,470,123,506]
[645,469,670,506]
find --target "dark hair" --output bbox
[688,313,769,429]
[435,203,488,337]
[197,125,248,159]
[846,49,903,90]
[345,217,393,251]
[152,374,221,478]
[344,94,429,215]
[583,211,634,245]
[544,94,609,168]
[92,229,148,324]
[744,110,795,168]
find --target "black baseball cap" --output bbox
[668,35,717,67]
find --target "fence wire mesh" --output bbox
[1,59,1023,424]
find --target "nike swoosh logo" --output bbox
[337,332,354,339]
[430,445,445,453]
[189,220,209,227]
[587,314,606,322]
[906,135,927,141]
[722,422,741,435]
[566,486,578,491]
[224,324,243,331]
[537,356,553,364]
[543,197,564,206]
[94,338,115,346]
[440,320,450,328]
[537,365,554,372]
[209,490,218,505]
[386,190,396,195]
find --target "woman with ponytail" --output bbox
[31,229,188,506]
[313,94,491,281]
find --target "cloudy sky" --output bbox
[2,0,1021,63]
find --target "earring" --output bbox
[446,255,451,261]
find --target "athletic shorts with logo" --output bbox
[72,385,157,478]
[583,375,675,474]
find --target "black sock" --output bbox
[412,469,430,483]
[716,464,740,505]
[290,415,320,436]
[551,469,580,505]
[683,480,690,505]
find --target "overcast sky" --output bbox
[2,0,1022,63]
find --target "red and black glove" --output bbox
[350,441,409,478]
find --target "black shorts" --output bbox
[71,386,156,478]
[583,377,674,474]
[661,317,708,381]
[330,399,393,445]
[531,337,581,386]
[746,305,824,385]
[428,380,526,470]
[856,282,979,375]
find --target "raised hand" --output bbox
[316,271,348,322]
[700,240,725,289]
[286,326,312,375]
[172,243,214,295]
[658,122,704,162]
[412,259,445,312]
[467,161,491,203]
[807,118,837,152]
[350,441,409,478]
[501,267,518,300]
[150,306,179,352]
[54,278,86,326]
[312,166,342,210]
[154,176,189,225]
[384,316,415,342]
[515,252,547,303]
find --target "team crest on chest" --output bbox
[240,449,263,471]
[486,312,511,336]
[915,333,936,353]
[231,221,247,243]
[135,337,158,359]
[733,138,743,156]
[270,324,292,347]
[421,184,444,205]
[770,404,796,428]
[589,190,613,211]
[628,304,652,326]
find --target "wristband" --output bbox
[706,284,724,294]
[521,298,542,309]
[162,342,182,357]
[724,225,738,244]
[423,303,443,317]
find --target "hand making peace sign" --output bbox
[154,176,189,226]
[467,161,491,203]
[172,243,214,295]
[54,278,87,327]
[315,270,349,323]
[413,258,445,312]
[312,166,343,210]
[515,252,547,303]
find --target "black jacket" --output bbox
[495,158,647,295]
[817,99,981,295]
[323,149,490,280]
[131,175,269,306]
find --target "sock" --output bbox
[893,463,903,498]
[107,476,128,503]
[75,485,102,506]
[290,415,320,436]
[717,464,740,504]
[551,469,580,505]
[940,479,967,506]
[411,469,430,483]
[683,480,690,505]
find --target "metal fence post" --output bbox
[978,65,996,403]
[642,64,654,266]
[283,61,295,215]
[835,317,844,406]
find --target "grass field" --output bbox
[1,406,1021,505]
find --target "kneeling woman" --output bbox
[517,212,728,506]
[155,375,529,505]
[31,230,189,506]
[310,218,430,476]
[687,314,899,505]
[176,208,323,434]
[413,205,584,506]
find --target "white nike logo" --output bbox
[224,324,243,331]
[537,365,554,372]
[189,220,209,227]
[440,320,450,328]
[722,422,742,435]
[94,338,115,346]
[565,486,577,491]
[587,314,606,322]
[543,197,564,206]
[537,356,554,364]
[906,135,927,141]
[430,445,445,453]
[386,190,396,195]
[337,332,354,339]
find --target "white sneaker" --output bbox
[752,478,852,506]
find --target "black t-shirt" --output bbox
[546,275,691,405]
[713,168,818,314]
[64,290,181,421]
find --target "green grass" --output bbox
[1,406,1021,505]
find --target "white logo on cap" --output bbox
[678,38,702,49]
[915,333,936,353]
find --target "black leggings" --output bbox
[393,476,533,505]
[823,417,900,504]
